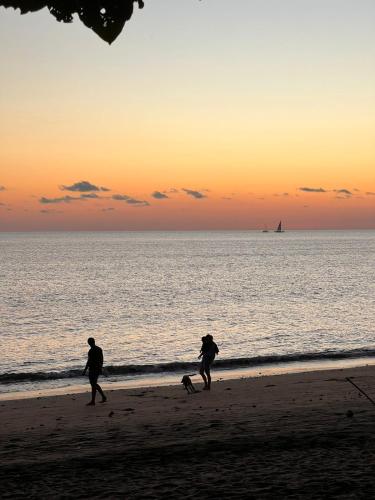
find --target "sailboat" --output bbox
[262,225,269,233]
[274,221,284,233]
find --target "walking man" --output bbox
[83,337,107,406]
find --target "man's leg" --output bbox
[200,365,208,388]
[96,383,107,403]
[205,366,211,390]
[86,382,97,405]
[87,372,98,405]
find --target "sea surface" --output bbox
[1,230,375,395]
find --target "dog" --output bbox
[181,374,198,394]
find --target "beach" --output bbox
[1,365,375,499]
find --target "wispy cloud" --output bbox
[40,209,63,214]
[39,196,82,204]
[60,180,110,192]
[152,191,169,200]
[334,189,352,196]
[182,189,207,199]
[101,207,115,212]
[80,193,101,199]
[299,187,327,193]
[112,194,150,206]
[366,192,375,196]
[0,185,6,191]
[221,193,237,199]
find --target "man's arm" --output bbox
[83,354,89,375]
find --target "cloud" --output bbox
[60,180,110,192]
[39,195,82,204]
[40,209,63,214]
[101,207,115,212]
[299,187,327,193]
[223,192,237,200]
[112,194,150,206]
[0,185,5,191]
[166,188,179,193]
[273,192,289,197]
[300,186,353,197]
[40,192,104,203]
[152,191,169,199]
[112,195,128,201]
[182,189,207,199]
[366,192,375,196]
[80,193,100,199]
[334,189,352,196]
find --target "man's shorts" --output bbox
[89,370,100,385]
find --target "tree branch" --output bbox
[1,0,145,44]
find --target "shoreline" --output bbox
[2,355,375,401]
[1,364,375,498]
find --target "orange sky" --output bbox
[0,1,374,230]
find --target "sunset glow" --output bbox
[0,0,374,230]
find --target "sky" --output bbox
[0,0,374,230]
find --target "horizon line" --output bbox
[1,228,375,233]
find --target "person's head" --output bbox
[206,334,213,342]
[201,336,207,343]
[87,337,95,347]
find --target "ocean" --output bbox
[1,230,375,396]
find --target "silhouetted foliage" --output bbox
[1,0,144,43]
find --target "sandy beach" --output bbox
[1,365,375,499]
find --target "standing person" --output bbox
[198,335,208,360]
[83,337,107,406]
[199,334,219,391]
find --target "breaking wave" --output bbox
[1,348,375,384]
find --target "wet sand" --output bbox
[1,365,375,499]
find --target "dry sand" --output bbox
[1,365,375,499]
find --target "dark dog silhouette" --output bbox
[181,374,198,394]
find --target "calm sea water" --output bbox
[1,231,375,394]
